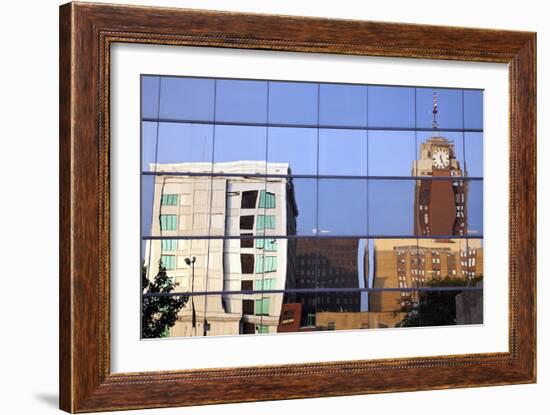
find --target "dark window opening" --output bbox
[242,322,255,334]
[240,234,253,248]
[240,215,254,230]
[242,300,255,315]
[241,190,258,209]
[241,253,254,274]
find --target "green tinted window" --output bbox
[259,190,276,208]
[255,238,277,251]
[256,324,269,334]
[255,298,270,316]
[161,239,177,251]
[254,278,276,291]
[257,215,275,230]
[160,214,177,230]
[161,255,176,270]
[161,194,178,205]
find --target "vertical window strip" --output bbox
[161,254,175,270]
[255,298,270,316]
[161,239,177,251]
[256,324,269,334]
[254,278,276,291]
[265,256,277,272]
[259,190,276,208]
[255,254,264,274]
[266,239,277,251]
[255,238,277,251]
[255,256,277,273]
[257,215,276,230]
[161,194,178,205]
[160,214,177,231]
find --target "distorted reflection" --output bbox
[140,76,484,338]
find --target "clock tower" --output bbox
[413,93,467,236]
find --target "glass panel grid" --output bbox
[141,76,483,338]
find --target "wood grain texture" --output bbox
[59,2,537,412]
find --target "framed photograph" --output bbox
[59,2,536,412]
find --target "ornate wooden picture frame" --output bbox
[59,2,536,412]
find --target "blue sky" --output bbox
[141,76,483,240]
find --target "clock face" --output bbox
[432,148,450,169]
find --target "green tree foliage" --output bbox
[141,262,188,338]
[398,276,482,327]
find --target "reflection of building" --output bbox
[280,239,368,329]
[144,161,298,336]
[455,281,483,324]
[315,311,406,331]
[369,94,483,325]
[369,238,483,322]
[285,238,368,326]
[413,93,467,236]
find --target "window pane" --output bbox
[368,130,416,176]
[416,88,463,130]
[141,76,160,119]
[160,254,176,270]
[318,179,368,236]
[319,84,367,127]
[141,122,158,171]
[419,289,482,326]
[414,179,470,237]
[466,238,484,281]
[160,215,177,231]
[256,324,270,334]
[288,178,317,236]
[150,122,214,171]
[211,175,268,237]
[241,190,258,209]
[241,253,254,274]
[142,174,212,237]
[213,125,267,166]
[464,132,483,177]
[415,131,465,177]
[289,238,318,289]
[240,234,253,248]
[240,215,254,230]
[464,90,483,130]
[256,237,277,251]
[242,300,254,315]
[267,127,317,175]
[141,175,155,239]
[143,239,213,293]
[259,190,276,208]
[161,239,178,251]
[368,179,415,236]
[373,238,419,289]
[467,180,483,236]
[319,129,367,176]
[315,238,368,291]
[257,215,276,230]
[161,194,178,205]
[316,290,362,314]
[158,77,215,121]
[283,292,317,328]
[268,81,318,126]
[216,79,268,123]
[255,298,270,315]
[368,290,419,328]
[368,86,415,128]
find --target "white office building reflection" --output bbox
[144,161,298,336]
